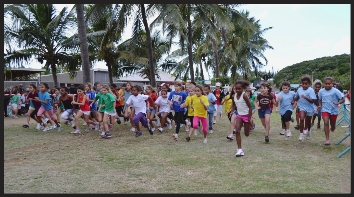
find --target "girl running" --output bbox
[85,83,98,129]
[57,87,75,131]
[204,85,217,134]
[226,85,237,141]
[181,85,209,143]
[98,84,117,139]
[233,80,252,157]
[292,75,317,141]
[154,89,171,133]
[254,81,276,142]
[91,84,104,132]
[125,85,154,137]
[23,84,41,129]
[275,81,296,140]
[183,86,196,140]
[311,81,322,130]
[168,82,187,141]
[245,88,256,131]
[317,77,345,145]
[123,82,136,131]
[71,84,95,134]
[34,83,62,132]
[145,85,158,131]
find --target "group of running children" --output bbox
[18,75,345,157]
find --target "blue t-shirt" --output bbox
[207,93,217,113]
[318,87,343,115]
[124,90,133,108]
[295,87,316,113]
[85,90,96,110]
[168,91,187,112]
[278,91,296,115]
[38,91,52,110]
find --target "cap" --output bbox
[215,82,221,87]
[159,83,166,87]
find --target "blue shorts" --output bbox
[90,107,97,113]
[258,108,271,119]
[299,108,314,117]
[146,108,156,114]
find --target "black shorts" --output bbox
[281,110,293,122]
[187,116,194,123]
[115,106,123,116]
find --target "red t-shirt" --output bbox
[269,92,276,109]
[78,94,90,111]
[215,89,221,105]
[146,93,157,109]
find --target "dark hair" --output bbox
[234,80,251,89]
[314,82,322,87]
[29,84,37,90]
[245,88,253,97]
[204,84,211,90]
[77,84,85,91]
[111,84,117,88]
[301,75,312,85]
[162,84,171,92]
[160,89,168,95]
[41,83,49,90]
[174,82,182,87]
[61,86,69,92]
[132,85,142,92]
[281,81,291,87]
[260,81,272,93]
[12,89,18,94]
[194,84,205,95]
[191,82,197,85]
[324,77,334,83]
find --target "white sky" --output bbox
[10,4,351,77]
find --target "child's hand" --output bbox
[301,94,306,98]
[277,96,282,101]
[200,98,204,105]
[333,101,339,105]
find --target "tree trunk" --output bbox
[200,62,204,84]
[213,41,219,79]
[107,63,113,85]
[187,11,194,83]
[141,4,156,87]
[51,64,58,87]
[76,4,91,84]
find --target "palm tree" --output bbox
[4,4,82,86]
[76,4,91,84]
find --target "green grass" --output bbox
[3,111,351,193]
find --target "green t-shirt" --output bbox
[10,95,20,104]
[94,92,105,112]
[249,94,257,110]
[101,92,116,113]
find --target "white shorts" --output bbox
[79,110,91,116]
[104,111,116,116]
[214,104,223,115]
[11,104,18,110]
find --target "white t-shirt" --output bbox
[126,94,149,115]
[155,96,171,113]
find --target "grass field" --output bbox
[3,110,351,193]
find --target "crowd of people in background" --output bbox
[3,76,349,157]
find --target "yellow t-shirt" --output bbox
[185,96,194,117]
[118,89,125,105]
[186,95,209,118]
[223,94,233,113]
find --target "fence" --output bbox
[4,81,59,90]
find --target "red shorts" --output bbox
[236,114,249,122]
[321,112,338,120]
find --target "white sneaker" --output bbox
[71,129,81,134]
[203,137,207,144]
[43,127,50,132]
[209,130,213,134]
[167,119,171,124]
[101,131,105,137]
[50,124,57,130]
[36,123,41,130]
[286,130,292,137]
[235,149,244,157]
[151,128,155,132]
[213,120,216,124]
[303,129,308,135]
[130,127,136,132]
[280,129,285,135]
[298,133,304,141]
[227,134,234,140]
[71,120,76,128]
[158,128,163,133]
[306,130,311,140]
[194,130,198,136]
[156,119,161,127]
[172,133,178,141]
[43,118,49,123]
[168,123,172,129]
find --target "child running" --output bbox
[232,80,252,157]
[311,81,322,130]
[71,84,95,134]
[91,83,104,132]
[245,88,256,131]
[254,81,276,142]
[180,84,209,143]
[292,75,317,141]
[34,83,62,132]
[145,85,158,132]
[98,84,117,139]
[154,89,171,133]
[317,77,345,145]
[183,86,196,140]
[125,85,154,137]
[226,85,237,140]
[204,85,217,134]
[23,84,41,129]
[168,82,187,141]
[57,87,75,131]
[123,82,136,131]
[275,81,296,140]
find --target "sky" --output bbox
[16,4,351,77]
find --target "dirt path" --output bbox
[4,115,29,127]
